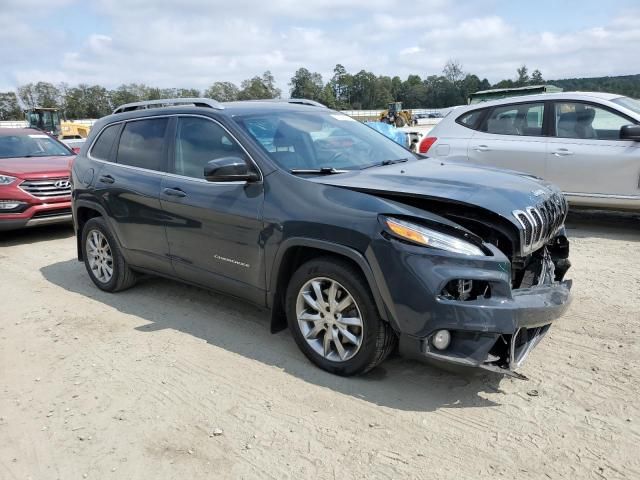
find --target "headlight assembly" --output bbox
[0,175,17,185]
[384,217,485,256]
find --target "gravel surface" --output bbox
[1,210,638,479]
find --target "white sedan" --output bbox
[420,92,640,211]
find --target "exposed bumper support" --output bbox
[398,280,572,377]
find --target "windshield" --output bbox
[611,96,640,116]
[0,133,72,158]
[234,110,413,171]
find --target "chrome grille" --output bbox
[19,178,71,199]
[513,193,568,255]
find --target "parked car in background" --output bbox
[71,97,571,378]
[0,128,74,231]
[62,137,86,154]
[421,92,640,211]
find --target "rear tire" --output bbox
[395,116,406,127]
[82,217,136,292]
[286,257,396,376]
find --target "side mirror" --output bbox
[620,124,640,141]
[204,157,259,182]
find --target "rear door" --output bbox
[160,115,265,304]
[92,117,172,273]
[468,101,548,177]
[546,101,640,197]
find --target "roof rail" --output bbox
[112,97,224,115]
[263,98,328,108]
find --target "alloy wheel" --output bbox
[86,229,113,284]
[295,277,364,362]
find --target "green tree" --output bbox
[459,74,484,103]
[330,64,352,108]
[0,92,22,120]
[516,65,529,86]
[289,68,323,101]
[493,79,515,89]
[530,69,544,85]
[204,82,239,102]
[63,84,111,119]
[374,75,394,108]
[238,71,281,100]
[424,75,467,107]
[145,87,163,101]
[109,84,142,109]
[399,74,427,108]
[350,70,378,109]
[318,84,337,109]
[443,59,464,84]
[176,88,200,98]
[17,82,60,109]
[390,76,403,101]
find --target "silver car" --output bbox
[422,92,640,211]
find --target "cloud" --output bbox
[2,1,639,94]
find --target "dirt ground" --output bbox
[1,211,639,479]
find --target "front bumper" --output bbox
[398,280,571,376]
[367,238,572,375]
[0,200,72,231]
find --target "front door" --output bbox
[468,101,548,178]
[160,116,265,304]
[546,101,640,198]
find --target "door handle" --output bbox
[162,187,187,198]
[552,148,573,156]
[99,174,115,184]
[473,145,490,152]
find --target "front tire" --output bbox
[82,217,136,292]
[286,257,396,376]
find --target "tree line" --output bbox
[1,61,638,121]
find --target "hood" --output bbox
[308,159,560,221]
[0,155,73,178]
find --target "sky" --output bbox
[1,0,639,94]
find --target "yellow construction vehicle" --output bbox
[24,107,91,139]
[379,102,416,127]
[25,108,61,136]
[60,120,91,139]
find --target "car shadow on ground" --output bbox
[565,209,640,241]
[41,258,508,413]
[0,224,74,247]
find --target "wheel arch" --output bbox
[74,200,109,261]
[267,238,389,334]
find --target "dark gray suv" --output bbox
[71,97,572,377]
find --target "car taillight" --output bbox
[419,136,437,154]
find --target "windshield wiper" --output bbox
[361,158,409,169]
[290,167,350,175]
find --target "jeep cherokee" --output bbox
[71,98,572,377]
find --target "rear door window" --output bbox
[484,103,545,136]
[117,118,169,171]
[90,124,120,161]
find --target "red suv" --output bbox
[0,128,74,231]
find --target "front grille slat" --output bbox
[514,193,567,255]
[19,178,71,199]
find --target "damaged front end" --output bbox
[380,192,572,378]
